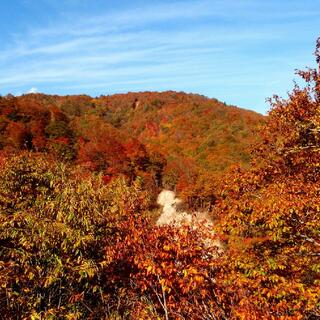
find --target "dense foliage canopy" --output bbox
[0,39,319,319]
[0,90,263,208]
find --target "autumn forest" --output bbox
[0,38,320,319]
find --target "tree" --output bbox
[0,153,152,319]
[214,38,320,319]
[5,121,32,149]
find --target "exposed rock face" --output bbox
[156,190,191,226]
[156,190,223,253]
[132,98,140,110]
[157,190,211,227]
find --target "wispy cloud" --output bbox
[0,0,319,113]
[28,87,38,93]
[27,0,216,38]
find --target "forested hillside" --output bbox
[0,91,263,207]
[0,41,319,320]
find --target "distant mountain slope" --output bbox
[0,91,264,207]
[94,92,264,204]
[98,91,264,172]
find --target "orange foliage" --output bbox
[214,38,320,319]
[1,39,320,319]
[104,214,224,319]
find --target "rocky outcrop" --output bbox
[156,190,212,227]
[156,190,223,253]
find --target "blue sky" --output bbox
[0,0,319,114]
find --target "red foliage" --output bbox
[5,121,30,149]
[102,174,112,184]
[104,214,224,319]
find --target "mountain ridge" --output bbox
[0,90,264,207]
